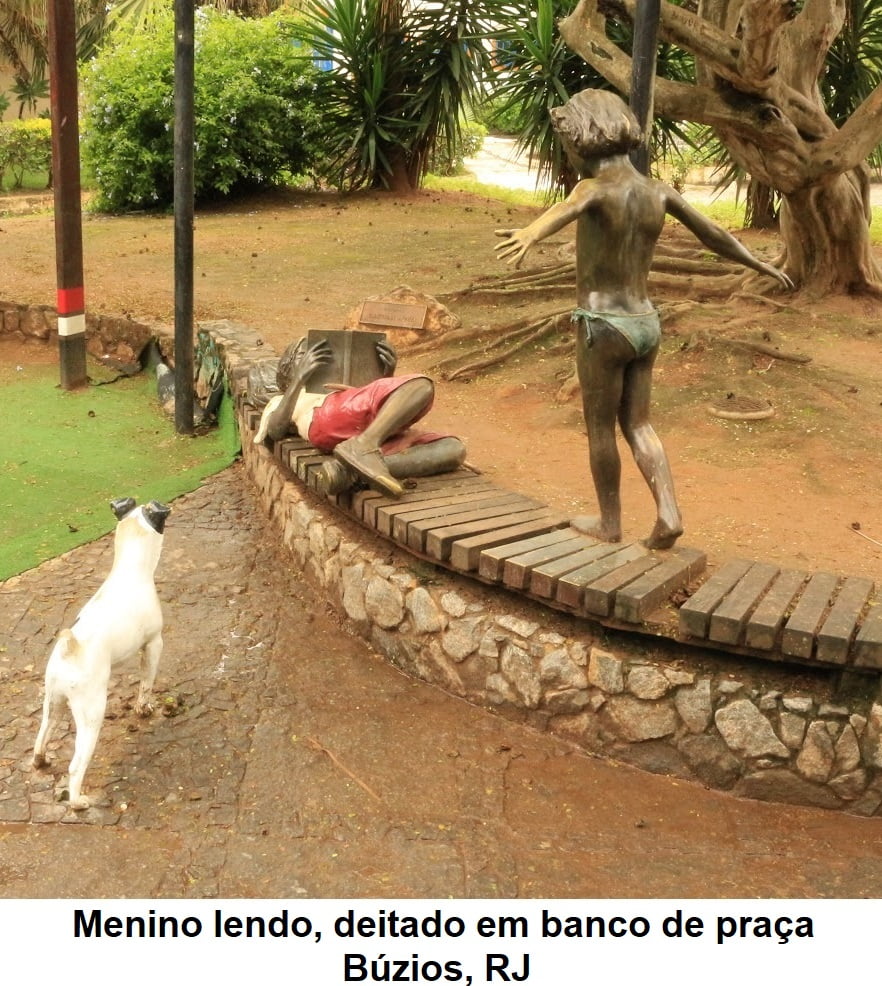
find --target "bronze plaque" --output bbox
[359,300,428,330]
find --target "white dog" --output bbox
[33,497,171,810]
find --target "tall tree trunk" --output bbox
[779,168,880,296]
[376,0,416,193]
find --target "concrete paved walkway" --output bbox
[2,464,882,899]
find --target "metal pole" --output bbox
[174,0,195,435]
[47,0,87,390]
[629,0,660,176]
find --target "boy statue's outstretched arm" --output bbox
[495,190,591,268]
[665,188,794,290]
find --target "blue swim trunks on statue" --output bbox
[571,308,661,359]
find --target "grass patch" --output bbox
[870,204,882,245]
[0,169,51,193]
[423,173,548,207]
[0,360,239,580]
[696,196,746,228]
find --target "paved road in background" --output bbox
[2,464,882,898]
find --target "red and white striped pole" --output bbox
[48,0,87,390]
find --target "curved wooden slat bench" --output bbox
[240,402,880,676]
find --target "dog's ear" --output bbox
[143,500,171,534]
[110,497,137,520]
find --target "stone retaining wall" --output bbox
[0,299,161,366]
[7,303,882,815]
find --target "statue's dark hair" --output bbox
[553,89,643,157]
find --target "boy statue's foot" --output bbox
[643,517,683,550]
[569,515,621,543]
[333,436,404,498]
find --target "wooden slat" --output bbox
[816,577,875,665]
[284,444,325,475]
[853,597,882,669]
[352,471,477,522]
[449,515,569,572]
[502,536,600,591]
[293,453,327,484]
[364,475,491,528]
[243,406,262,432]
[279,442,316,469]
[528,542,624,598]
[305,460,331,491]
[744,569,807,651]
[556,542,648,609]
[582,555,660,617]
[478,528,583,582]
[389,490,524,541]
[241,403,882,675]
[708,562,780,646]
[781,572,839,660]
[614,548,707,624]
[406,496,539,553]
[678,558,753,639]
[277,437,313,459]
[425,508,561,562]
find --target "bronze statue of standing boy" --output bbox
[496,89,792,549]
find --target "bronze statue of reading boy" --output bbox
[253,335,466,498]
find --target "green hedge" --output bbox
[0,118,52,191]
[81,8,325,211]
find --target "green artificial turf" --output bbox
[0,360,240,580]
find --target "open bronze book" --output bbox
[304,328,386,394]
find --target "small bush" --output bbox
[475,96,523,137]
[427,121,487,177]
[82,8,324,211]
[0,118,52,190]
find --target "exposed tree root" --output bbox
[437,311,570,382]
[448,262,574,299]
[431,239,813,384]
[555,370,581,404]
[719,338,812,364]
[651,255,742,276]
[734,291,796,310]
[405,318,534,357]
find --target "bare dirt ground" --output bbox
[2,185,881,585]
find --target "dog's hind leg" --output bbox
[33,632,76,769]
[33,686,65,769]
[66,689,108,810]
[135,632,162,717]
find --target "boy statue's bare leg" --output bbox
[386,437,466,479]
[570,328,626,543]
[569,424,623,542]
[626,423,683,549]
[332,377,438,498]
[320,436,467,496]
[620,354,683,550]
